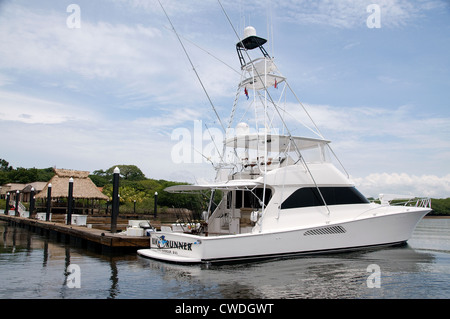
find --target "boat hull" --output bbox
[137,208,429,263]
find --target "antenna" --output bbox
[266,0,274,57]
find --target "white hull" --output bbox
[138,208,429,263]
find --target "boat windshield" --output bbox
[223,134,332,175]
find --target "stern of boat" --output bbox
[138,231,205,263]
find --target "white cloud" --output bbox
[0,90,98,125]
[277,0,448,28]
[353,172,450,198]
[0,5,165,81]
[281,101,450,146]
[298,103,450,148]
[133,107,206,130]
[0,2,237,107]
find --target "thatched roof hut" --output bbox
[0,183,26,201]
[22,181,47,202]
[36,169,108,200]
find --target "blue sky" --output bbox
[0,0,449,198]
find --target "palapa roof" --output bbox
[0,183,26,195]
[35,169,109,200]
[22,182,48,193]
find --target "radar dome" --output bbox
[235,122,250,136]
[243,26,257,39]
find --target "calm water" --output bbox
[0,218,449,299]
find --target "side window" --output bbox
[328,187,369,205]
[281,187,324,209]
[228,188,273,209]
[280,187,368,210]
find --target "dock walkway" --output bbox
[0,213,150,251]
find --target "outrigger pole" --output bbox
[157,0,226,133]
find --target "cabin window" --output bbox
[227,188,272,209]
[280,187,369,210]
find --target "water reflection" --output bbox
[1,219,449,299]
[108,258,119,299]
[135,243,437,299]
[0,222,125,299]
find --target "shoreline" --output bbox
[424,215,450,219]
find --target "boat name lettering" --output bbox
[156,236,193,251]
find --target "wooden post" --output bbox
[154,191,158,218]
[15,190,19,216]
[46,183,52,221]
[67,177,74,225]
[5,192,10,213]
[111,167,120,233]
[29,187,35,218]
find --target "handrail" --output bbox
[18,202,26,213]
[417,198,432,208]
[390,197,431,209]
[356,197,431,220]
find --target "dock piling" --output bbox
[30,187,35,218]
[154,191,158,218]
[111,167,120,233]
[67,177,74,225]
[15,190,19,216]
[46,183,52,221]
[5,192,10,214]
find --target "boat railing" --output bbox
[390,197,432,209]
[357,197,431,220]
[377,194,432,208]
[241,57,274,73]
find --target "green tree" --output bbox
[7,167,37,183]
[105,165,146,181]
[0,171,8,185]
[0,159,12,171]
[430,198,450,216]
[0,159,12,183]
[36,167,55,181]
[102,184,148,203]
[89,169,110,187]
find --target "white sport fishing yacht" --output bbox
[138,26,431,263]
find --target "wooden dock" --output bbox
[0,214,151,252]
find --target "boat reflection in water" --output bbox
[137,243,437,299]
[1,219,447,299]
